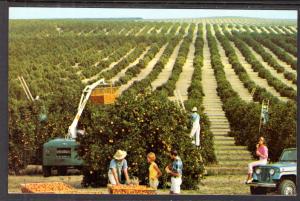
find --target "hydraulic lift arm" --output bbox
[68,78,107,139]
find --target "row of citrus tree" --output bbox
[78,24,216,189]
[208,24,296,161]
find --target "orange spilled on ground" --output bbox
[21,182,101,194]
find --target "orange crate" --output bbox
[20,182,74,193]
[90,87,119,105]
[107,184,156,195]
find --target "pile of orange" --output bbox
[21,182,73,193]
[108,184,156,195]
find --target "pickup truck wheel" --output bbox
[279,179,296,195]
[42,166,51,177]
[250,186,267,195]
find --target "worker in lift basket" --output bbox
[108,150,131,185]
[190,107,201,147]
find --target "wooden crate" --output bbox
[55,190,102,194]
[90,87,119,105]
[107,184,156,195]
[20,182,74,193]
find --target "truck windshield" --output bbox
[280,149,297,162]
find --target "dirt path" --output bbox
[254,26,264,33]
[282,26,293,34]
[125,29,134,36]
[286,52,297,61]
[268,27,278,34]
[76,70,82,76]
[156,27,163,34]
[248,26,255,33]
[118,28,125,35]
[217,24,225,35]
[289,26,297,33]
[151,40,184,91]
[166,25,174,34]
[147,27,155,34]
[261,46,296,76]
[110,46,151,84]
[203,24,253,176]
[135,26,146,36]
[175,25,182,35]
[183,23,191,37]
[253,26,262,33]
[225,25,233,33]
[213,27,253,102]
[247,45,296,90]
[275,26,286,34]
[72,63,80,68]
[261,26,270,34]
[173,24,198,101]
[117,43,168,95]
[230,41,289,102]
[231,25,238,32]
[82,48,135,84]
[102,51,115,61]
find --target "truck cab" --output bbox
[248,148,297,195]
[42,138,84,177]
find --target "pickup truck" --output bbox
[247,148,296,195]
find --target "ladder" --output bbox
[174,90,186,112]
[259,99,270,134]
[18,76,36,101]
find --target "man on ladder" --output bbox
[173,90,201,147]
[190,106,201,148]
[259,99,269,134]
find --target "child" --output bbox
[147,152,162,190]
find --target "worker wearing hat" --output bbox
[190,106,201,147]
[108,150,131,185]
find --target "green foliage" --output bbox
[251,33,297,70]
[218,27,280,104]
[123,24,216,165]
[185,24,216,164]
[207,25,296,162]
[269,34,297,57]
[236,33,296,84]
[77,91,204,189]
[230,32,296,101]
[157,26,194,95]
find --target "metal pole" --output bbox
[18,76,31,101]
[174,90,181,108]
[258,100,264,134]
[177,90,186,112]
[21,76,34,101]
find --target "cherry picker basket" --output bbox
[90,85,119,105]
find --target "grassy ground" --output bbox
[8,174,250,195]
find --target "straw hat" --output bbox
[192,107,198,112]
[114,150,127,160]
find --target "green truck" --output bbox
[42,79,108,177]
[42,138,84,177]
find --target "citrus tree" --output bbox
[77,90,204,189]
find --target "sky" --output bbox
[9,8,297,20]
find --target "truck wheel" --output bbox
[279,180,296,195]
[57,167,67,176]
[42,166,51,177]
[250,186,267,195]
